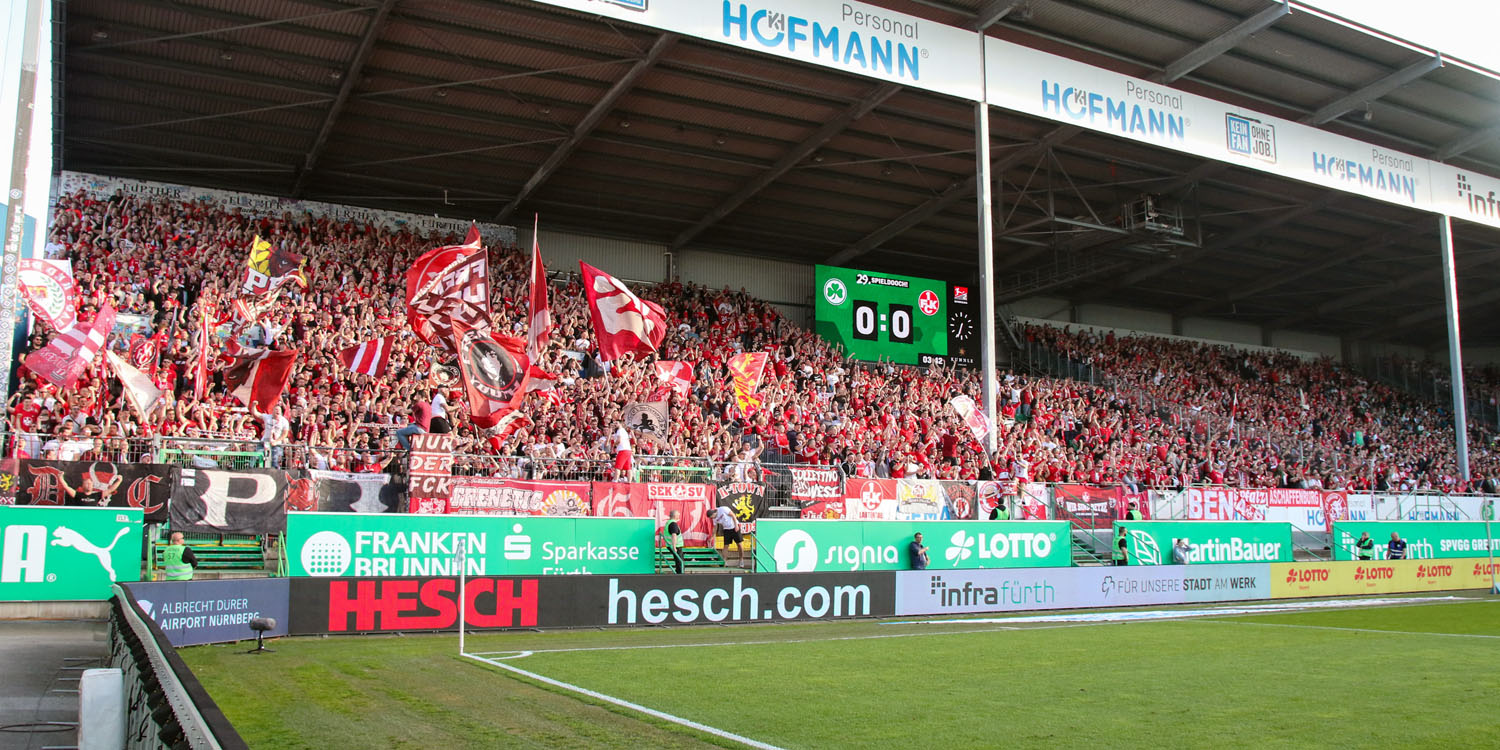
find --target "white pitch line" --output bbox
[1194,619,1500,640]
[461,652,785,750]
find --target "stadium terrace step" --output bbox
[655,546,727,571]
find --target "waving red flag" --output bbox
[339,336,394,377]
[579,261,667,361]
[405,225,488,352]
[654,360,695,397]
[453,320,531,429]
[527,216,552,362]
[23,303,116,390]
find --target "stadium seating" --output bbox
[7,189,1496,496]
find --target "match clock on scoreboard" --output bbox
[814,265,979,367]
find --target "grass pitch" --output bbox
[181,596,1500,749]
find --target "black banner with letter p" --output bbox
[170,467,290,534]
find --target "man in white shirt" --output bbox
[251,401,291,468]
[711,504,745,567]
[430,390,450,433]
[613,423,632,480]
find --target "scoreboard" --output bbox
[813,265,979,367]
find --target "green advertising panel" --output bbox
[755,520,1071,573]
[813,264,978,367]
[1331,521,1500,560]
[286,513,655,576]
[1116,521,1293,565]
[1,506,144,601]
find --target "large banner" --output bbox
[124,579,290,647]
[170,468,290,534]
[12,459,173,522]
[1117,521,1294,565]
[792,466,843,519]
[286,513,655,577]
[444,478,591,517]
[1330,521,1500,561]
[981,38,1500,231]
[976,482,1051,520]
[406,433,455,514]
[755,520,1070,573]
[527,0,982,100]
[0,507,143,601]
[288,571,895,634]
[1053,484,1120,530]
[842,478,898,521]
[714,481,770,533]
[1184,488,1364,531]
[1273,559,1497,599]
[287,470,403,514]
[841,478,978,521]
[895,563,1270,616]
[590,482,715,547]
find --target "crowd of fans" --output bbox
[6,189,1497,494]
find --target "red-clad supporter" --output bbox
[6,189,1497,492]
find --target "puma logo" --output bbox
[51,526,131,581]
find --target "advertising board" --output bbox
[1272,559,1497,599]
[288,571,894,633]
[1330,521,1500,561]
[754,520,1071,573]
[285,513,655,577]
[1117,521,1293,565]
[894,563,1270,616]
[0,506,143,601]
[125,578,290,647]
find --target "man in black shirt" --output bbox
[1386,532,1408,560]
[909,533,930,570]
[663,510,685,574]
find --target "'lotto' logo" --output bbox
[1354,566,1394,581]
[1284,568,1329,584]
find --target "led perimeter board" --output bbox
[814,265,978,367]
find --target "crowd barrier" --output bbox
[109,584,248,749]
[112,557,1495,646]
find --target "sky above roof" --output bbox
[1305,0,1500,75]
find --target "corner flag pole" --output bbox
[457,537,467,655]
[1486,503,1497,595]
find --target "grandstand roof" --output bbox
[61,0,1500,348]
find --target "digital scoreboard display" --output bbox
[813,265,979,367]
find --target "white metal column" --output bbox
[1438,215,1470,481]
[975,34,998,455]
[0,0,47,404]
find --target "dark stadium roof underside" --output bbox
[61,0,1500,348]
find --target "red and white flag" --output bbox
[127,331,165,376]
[523,364,557,394]
[193,305,212,401]
[452,320,530,429]
[224,349,298,411]
[405,225,489,352]
[18,259,80,333]
[106,350,166,418]
[654,360,695,397]
[339,336,394,377]
[579,261,667,361]
[22,302,116,390]
[526,215,552,362]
